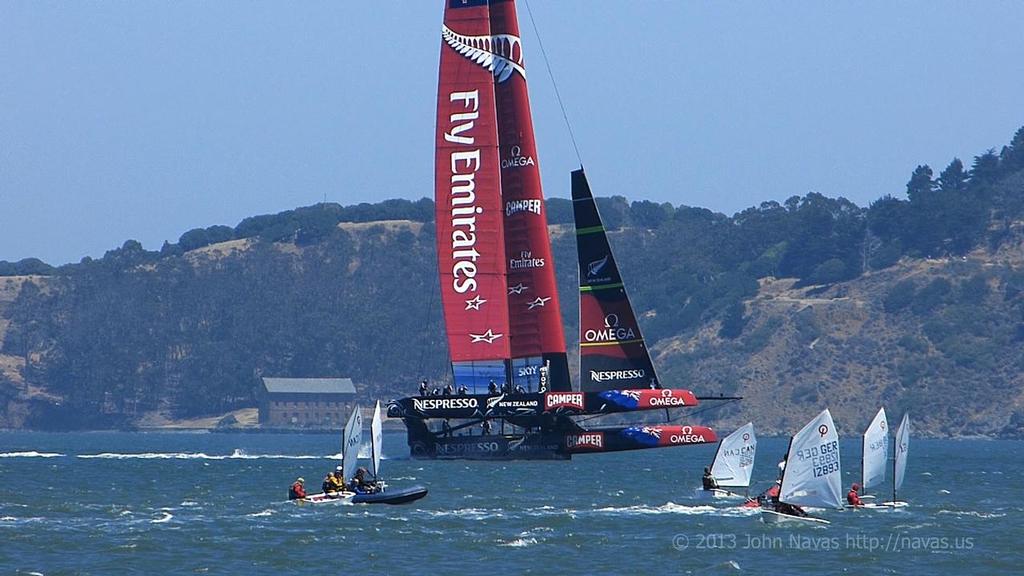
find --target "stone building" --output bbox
[258,377,356,428]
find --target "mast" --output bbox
[435,0,511,390]
[488,0,572,392]
[572,169,659,392]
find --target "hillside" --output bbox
[2,127,1024,437]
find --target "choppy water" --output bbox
[0,431,1020,574]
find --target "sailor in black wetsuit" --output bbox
[702,467,719,491]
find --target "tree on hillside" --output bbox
[937,158,967,194]
[906,165,935,203]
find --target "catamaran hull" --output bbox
[405,423,716,460]
[412,433,571,461]
[760,509,830,525]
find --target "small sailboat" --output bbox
[695,422,756,500]
[858,407,888,503]
[301,405,361,504]
[761,409,842,525]
[879,413,910,508]
[351,401,429,505]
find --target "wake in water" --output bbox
[0,451,64,458]
[77,450,326,460]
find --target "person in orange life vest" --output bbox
[288,477,306,500]
[847,483,863,506]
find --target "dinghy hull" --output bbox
[351,486,428,505]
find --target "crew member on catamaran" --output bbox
[457,384,468,395]
[288,478,306,500]
[702,467,720,490]
[847,483,863,506]
[419,380,429,396]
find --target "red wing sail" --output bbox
[436,0,511,380]
[573,169,660,392]
[489,0,572,392]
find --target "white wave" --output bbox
[423,508,506,520]
[938,489,951,494]
[151,512,173,524]
[248,509,274,518]
[921,471,933,476]
[936,510,1006,519]
[0,451,64,458]
[77,452,323,460]
[500,537,538,547]
[588,502,756,517]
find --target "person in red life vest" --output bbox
[847,483,863,506]
[288,477,306,500]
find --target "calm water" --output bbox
[0,431,1020,575]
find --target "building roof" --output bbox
[261,377,356,395]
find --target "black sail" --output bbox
[572,169,660,392]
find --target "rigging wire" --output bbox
[416,269,440,383]
[523,0,584,168]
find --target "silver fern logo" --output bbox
[442,25,526,83]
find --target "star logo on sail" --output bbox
[465,295,487,310]
[527,297,550,310]
[469,329,503,344]
[508,283,528,295]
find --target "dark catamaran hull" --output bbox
[403,418,716,461]
[388,389,698,421]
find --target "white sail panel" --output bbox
[861,407,888,490]
[710,422,757,488]
[371,401,383,479]
[894,413,910,494]
[780,409,843,509]
[342,405,363,484]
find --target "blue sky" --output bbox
[2,1,1022,265]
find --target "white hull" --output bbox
[845,501,907,510]
[760,509,830,525]
[693,488,746,501]
[301,491,355,504]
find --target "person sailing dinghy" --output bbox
[880,413,910,508]
[846,407,888,508]
[350,401,429,505]
[861,407,888,500]
[761,409,843,525]
[695,422,756,500]
[300,405,361,504]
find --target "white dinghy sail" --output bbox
[699,422,756,499]
[883,412,910,508]
[861,407,888,495]
[371,400,384,481]
[342,404,363,488]
[762,409,842,524]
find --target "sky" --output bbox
[2,1,1022,265]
